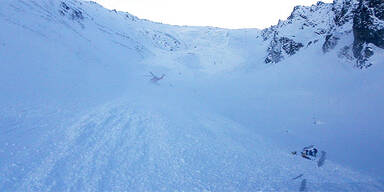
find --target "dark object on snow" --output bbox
[149,72,165,83]
[299,179,307,191]
[292,174,304,180]
[317,151,327,167]
[301,145,318,160]
[291,151,297,155]
[301,154,311,160]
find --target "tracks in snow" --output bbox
[0,101,383,191]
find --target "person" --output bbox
[291,145,326,191]
[301,145,318,160]
[291,145,318,160]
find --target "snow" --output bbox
[1,0,384,191]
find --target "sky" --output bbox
[91,0,333,29]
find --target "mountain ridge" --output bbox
[261,0,384,68]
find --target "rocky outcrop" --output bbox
[262,1,334,64]
[332,0,356,26]
[352,0,384,67]
[322,34,340,53]
[262,0,383,68]
[265,32,303,63]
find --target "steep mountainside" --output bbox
[1,0,384,191]
[261,0,384,68]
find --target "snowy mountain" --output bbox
[261,0,384,68]
[1,0,384,191]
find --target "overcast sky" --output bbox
[91,0,332,29]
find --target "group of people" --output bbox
[292,145,325,164]
[291,145,327,191]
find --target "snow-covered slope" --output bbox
[1,0,384,191]
[260,0,384,68]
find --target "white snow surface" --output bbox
[1,0,384,191]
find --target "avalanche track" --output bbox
[1,0,384,191]
[1,100,383,192]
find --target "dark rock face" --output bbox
[265,32,284,64]
[352,0,384,67]
[353,0,384,48]
[280,37,304,56]
[353,42,375,68]
[333,0,355,26]
[323,34,340,53]
[265,32,303,64]
[262,2,331,64]
[263,0,383,67]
